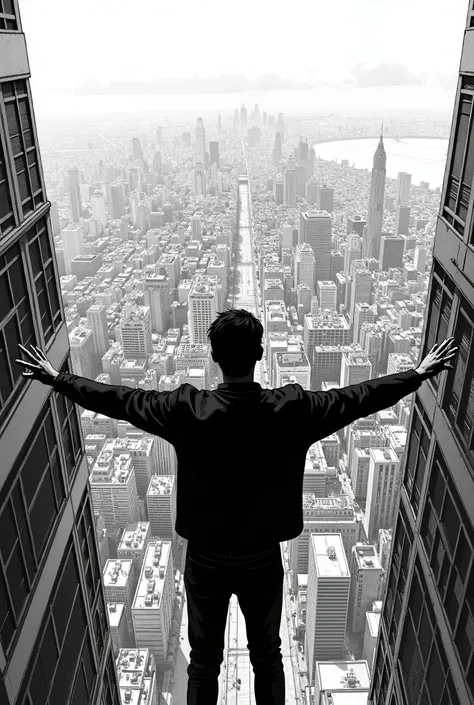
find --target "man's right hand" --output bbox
[415,337,458,380]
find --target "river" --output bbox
[313,138,449,189]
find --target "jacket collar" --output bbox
[217,382,262,390]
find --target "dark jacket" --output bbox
[50,369,424,550]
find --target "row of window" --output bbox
[420,445,474,696]
[421,257,474,472]
[372,549,462,705]
[0,216,63,424]
[398,557,460,705]
[384,500,412,653]
[0,80,45,235]
[17,490,112,705]
[0,359,82,656]
[403,401,431,516]
[0,0,17,30]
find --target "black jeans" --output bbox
[184,541,285,705]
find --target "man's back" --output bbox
[49,368,425,548]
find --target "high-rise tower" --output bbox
[364,129,386,261]
[68,165,83,223]
[284,154,297,206]
[369,3,474,704]
[194,117,206,168]
[0,3,119,704]
[240,104,247,128]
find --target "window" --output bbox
[403,401,431,516]
[397,558,460,705]
[442,294,474,471]
[27,218,62,344]
[16,539,99,705]
[421,260,454,392]
[101,651,121,705]
[443,82,474,236]
[383,503,412,650]
[76,490,102,614]
[55,360,83,482]
[0,132,14,236]
[0,0,18,30]
[0,242,36,420]
[420,445,474,689]
[0,404,66,656]
[1,80,44,219]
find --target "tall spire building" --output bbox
[363,129,386,260]
[369,3,474,704]
[0,2,119,704]
[194,117,206,168]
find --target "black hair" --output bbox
[207,308,263,376]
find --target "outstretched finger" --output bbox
[33,345,48,361]
[18,343,39,363]
[15,359,40,370]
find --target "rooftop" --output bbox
[316,660,371,692]
[312,534,350,578]
[103,559,134,587]
[146,474,174,496]
[107,602,125,627]
[132,540,172,610]
[118,523,150,552]
[352,544,382,570]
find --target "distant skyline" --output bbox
[20,0,466,99]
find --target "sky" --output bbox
[17,0,471,119]
[19,0,468,92]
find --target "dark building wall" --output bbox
[369,3,474,705]
[0,3,119,704]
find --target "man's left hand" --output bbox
[15,344,59,384]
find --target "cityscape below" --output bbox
[1,3,474,705]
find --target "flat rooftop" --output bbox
[147,475,174,496]
[353,545,382,570]
[321,693,368,705]
[133,540,172,610]
[118,523,150,552]
[107,602,125,627]
[316,660,371,691]
[103,559,134,588]
[312,534,350,578]
[366,610,381,638]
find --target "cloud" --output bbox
[350,62,425,87]
[73,74,313,96]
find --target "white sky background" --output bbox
[19,0,468,90]
[17,0,472,119]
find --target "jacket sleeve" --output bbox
[50,373,182,440]
[300,369,423,440]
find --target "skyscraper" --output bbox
[364,131,386,260]
[299,211,332,284]
[284,154,297,206]
[370,5,474,704]
[0,4,119,704]
[68,165,83,223]
[131,137,143,162]
[306,534,350,683]
[395,204,411,235]
[240,104,247,128]
[194,117,206,168]
[396,171,411,207]
[209,140,220,168]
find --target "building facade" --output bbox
[0,3,120,703]
[369,4,474,704]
